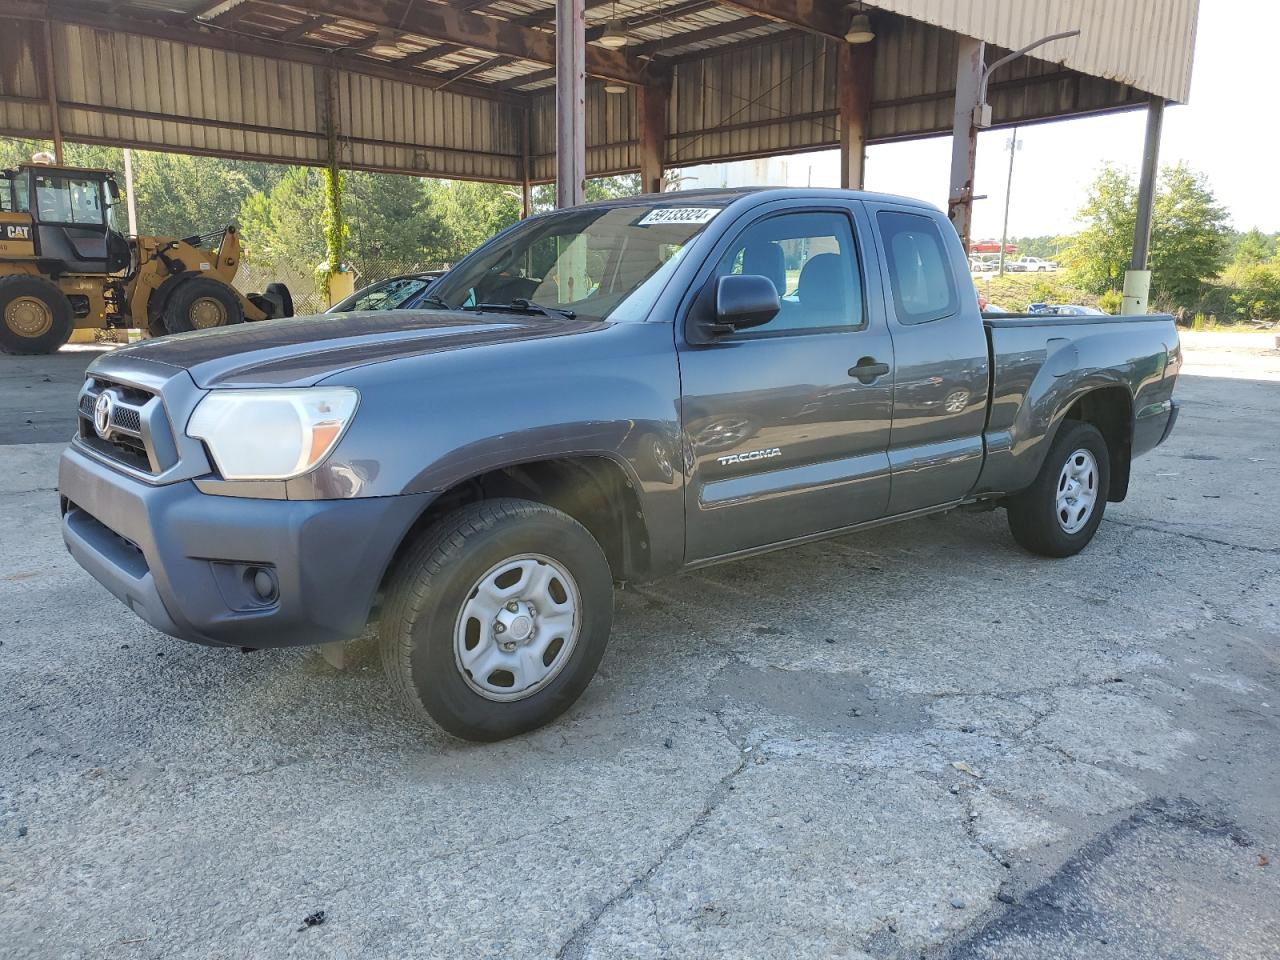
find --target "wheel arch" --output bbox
[1051,384,1134,502]
[377,454,652,603]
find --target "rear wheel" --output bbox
[0,275,75,354]
[1006,421,1110,557]
[162,277,244,334]
[379,498,614,741]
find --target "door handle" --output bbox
[849,358,890,382]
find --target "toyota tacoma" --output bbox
[59,188,1181,740]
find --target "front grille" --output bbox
[77,377,168,475]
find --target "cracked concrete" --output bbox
[1,332,1279,959]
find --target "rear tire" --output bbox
[379,498,614,741]
[162,277,244,334]
[0,275,75,354]
[1006,421,1110,557]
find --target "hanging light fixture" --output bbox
[604,81,628,94]
[599,19,629,49]
[844,4,875,44]
[599,2,629,49]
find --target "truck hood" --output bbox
[104,310,607,388]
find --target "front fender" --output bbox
[290,321,686,574]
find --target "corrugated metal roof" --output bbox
[0,0,1195,183]
[869,0,1198,103]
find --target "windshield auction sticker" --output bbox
[637,207,720,226]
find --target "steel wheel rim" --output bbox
[5,296,53,338]
[453,553,581,702]
[190,297,228,329]
[1055,448,1098,534]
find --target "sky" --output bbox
[681,0,1275,239]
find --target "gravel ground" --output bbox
[1,331,1278,959]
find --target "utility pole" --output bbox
[997,128,1021,277]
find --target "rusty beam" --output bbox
[712,0,846,40]
[20,3,526,106]
[637,71,670,194]
[278,14,334,43]
[837,41,873,189]
[303,0,646,85]
[637,15,767,57]
[42,17,63,162]
[437,54,517,90]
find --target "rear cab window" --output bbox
[876,211,959,325]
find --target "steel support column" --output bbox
[638,72,670,195]
[1122,96,1165,314]
[837,42,873,190]
[555,0,586,208]
[520,106,533,218]
[41,18,63,162]
[947,36,985,252]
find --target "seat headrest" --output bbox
[797,253,847,313]
[742,241,786,296]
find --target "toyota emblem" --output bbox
[93,391,115,439]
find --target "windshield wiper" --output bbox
[419,294,451,310]
[464,298,577,321]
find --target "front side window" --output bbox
[715,211,864,334]
[34,175,106,226]
[429,203,723,322]
[877,211,959,324]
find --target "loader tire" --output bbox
[162,277,244,334]
[0,275,75,354]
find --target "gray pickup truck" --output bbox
[59,188,1181,740]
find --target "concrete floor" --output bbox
[1,332,1278,959]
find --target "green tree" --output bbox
[1148,163,1230,305]
[1229,228,1276,266]
[131,151,282,238]
[238,166,328,267]
[421,179,521,264]
[1060,162,1230,308]
[1059,164,1137,295]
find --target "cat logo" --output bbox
[4,225,31,241]
[716,447,782,466]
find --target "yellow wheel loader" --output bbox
[0,160,291,354]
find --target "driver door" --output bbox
[678,203,895,562]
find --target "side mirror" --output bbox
[105,179,120,200]
[692,274,780,342]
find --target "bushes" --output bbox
[980,274,1101,312]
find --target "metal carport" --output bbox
[0,0,1199,300]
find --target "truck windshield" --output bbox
[428,203,723,322]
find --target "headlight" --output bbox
[186,387,359,480]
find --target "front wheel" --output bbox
[379,498,614,741]
[1006,421,1110,557]
[0,275,75,354]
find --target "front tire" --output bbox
[0,275,75,354]
[379,498,614,741]
[1006,421,1110,557]
[162,277,244,334]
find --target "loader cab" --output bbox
[7,164,131,275]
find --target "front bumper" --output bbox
[59,446,432,648]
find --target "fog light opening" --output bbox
[247,566,278,603]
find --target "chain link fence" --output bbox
[234,257,451,317]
